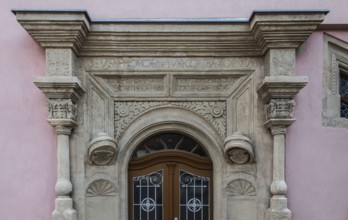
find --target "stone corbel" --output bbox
[88,133,118,166]
[224,132,255,164]
[258,49,308,220]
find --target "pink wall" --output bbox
[287,32,348,220]
[1,0,348,220]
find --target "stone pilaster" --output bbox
[49,118,77,220]
[34,47,85,220]
[264,104,295,220]
[259,47,308,220]
[35,79,84,220]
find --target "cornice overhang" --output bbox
[13,9,328,57]
[13,10,90,54]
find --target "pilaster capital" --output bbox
[266,99,295,120]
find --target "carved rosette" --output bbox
[114,101,227,140]
[224,132,254,164]
[88,133,118,166]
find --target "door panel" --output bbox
[129,151,213,220]
[132,170,164,220]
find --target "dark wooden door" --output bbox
[129,150,213,220]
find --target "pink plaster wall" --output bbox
[287,32,348,220]
[1,0,348,220]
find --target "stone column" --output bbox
[49,119,77,220]
[264,99,296,220]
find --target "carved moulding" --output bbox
[88,133,118,166]
[224,132,254,164]
[114,101,227,140]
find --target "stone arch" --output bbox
[116,106,226,220]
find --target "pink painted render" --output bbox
[1,0,348,220]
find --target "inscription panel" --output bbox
[79,57,262,72]
[172,73,247,97]
[92,73,167,97]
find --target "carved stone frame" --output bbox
[13,10,327,220]
[323,34,348,127]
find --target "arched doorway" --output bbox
[128,133,213,220]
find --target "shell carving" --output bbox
[226,179,256,196]
[86,179,117,197]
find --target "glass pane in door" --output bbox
[179,170,210,220]
[133,170,163,220]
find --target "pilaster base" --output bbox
[267,209,291,220]
[52,197,77,220]
[267,196,291,220]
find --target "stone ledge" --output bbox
[258,76,308,104]
[34,76,85,103]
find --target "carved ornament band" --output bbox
[266,99,295,120]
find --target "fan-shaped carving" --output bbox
[226,179,256,196]
[86,179,117,197]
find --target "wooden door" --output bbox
[129,150,213,220]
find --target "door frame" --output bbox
[117,113,225,220]
[129,150,213,220]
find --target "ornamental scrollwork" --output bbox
[266,99,295,120]
[114,101,226,140]
[48,99,77,121]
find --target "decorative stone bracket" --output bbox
[224,132,255,164]
[88,133,118,166]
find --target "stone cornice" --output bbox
[13,10,90,54]
[250,11,328,54]
[13,10,328,57]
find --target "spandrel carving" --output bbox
[114,101,227,140]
